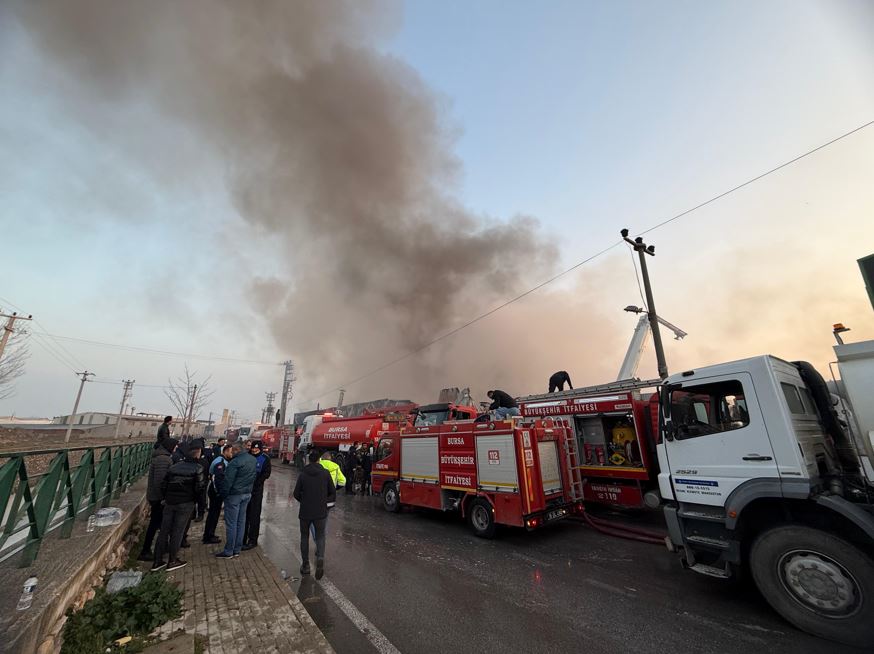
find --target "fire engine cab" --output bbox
[371,416,584,537]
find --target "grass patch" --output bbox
[61,572,182,654]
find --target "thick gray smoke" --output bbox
[4,1,563,404]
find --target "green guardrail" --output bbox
[0,442,152,567]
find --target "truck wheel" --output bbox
[749,525,874,647]
[468,499,497,539]
[383,482,400,513]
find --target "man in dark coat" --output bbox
[203,444,232,544]
[548,371,573,393]
[243,441,272,549]
[215,442,257,558]
[293,449,336,579]
[487,389,520,420]
[153,443,205,571]
[138,437,178,561]
[154,416,173,450]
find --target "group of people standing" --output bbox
[139,416,272,571]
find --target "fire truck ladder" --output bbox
[518,377,662,405]
[562,421,585,501]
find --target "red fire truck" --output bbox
[278,406,417,467]
[249,426,288,457]
[517,379,660,510]
[371,416,584,537]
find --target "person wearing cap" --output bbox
[153,443,206,572]
[202,443,233,544]
[138,437,178,561]
[243,440,272,550]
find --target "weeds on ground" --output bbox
[61,572,182,654]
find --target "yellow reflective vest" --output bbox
[319,458,346,488]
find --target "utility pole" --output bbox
[0,311,33,363]
[622,228,669,379]
[336,388,345,409]
[64,371,94,443]
[113,379,135,439]
[278,360,295,426]
[262,391,276,424]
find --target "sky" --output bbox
[1,0,873,423]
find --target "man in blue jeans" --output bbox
[215,442,257,559]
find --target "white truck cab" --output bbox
[658,341,874,647]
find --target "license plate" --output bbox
[546,508,566,522]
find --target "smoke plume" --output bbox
[3,1,563,404]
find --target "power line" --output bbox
[30,331,279,365]
[299,118,874,406]
[0,295,87,370]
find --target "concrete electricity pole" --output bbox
[336,388,345,409]
[0,311,33,363]
[622,228,669,379]
[113,379,135,439]
[278,360,295,426]
[64,371,95,443]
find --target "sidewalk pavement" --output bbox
[146,517,334,654]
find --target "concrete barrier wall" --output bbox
[1,478,149,654]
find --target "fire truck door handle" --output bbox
[742,455,773,461]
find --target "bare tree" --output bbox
[164,364,215,436]
[0,326,30,400]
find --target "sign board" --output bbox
[488,449,500,465]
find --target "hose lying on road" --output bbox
[573,511,668,546]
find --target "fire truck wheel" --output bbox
[468,499,496,539]
[749,525,874,647]
[383,482,400,513]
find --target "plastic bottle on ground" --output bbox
[16,577,37,611]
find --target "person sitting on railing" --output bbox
[155,416,173,450]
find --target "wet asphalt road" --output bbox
[257,466,860,654]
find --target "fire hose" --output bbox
[574,510,668,546]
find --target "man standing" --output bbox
[211,437,226,461]
[138,437,177,561]
[293,450,335,579]
[215,442,256,559]
[243,441,272,550]
[202,443,233,544]
[155,416,173,450]
[487,389,520,420]
[548,371,573,393]
[152,443,205,572]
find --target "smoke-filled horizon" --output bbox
[2,1,873,417]
[2,0,565,404]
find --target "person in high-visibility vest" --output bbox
[319,451,346,499]
[313,451,345,542]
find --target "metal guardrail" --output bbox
[0,442,152,567]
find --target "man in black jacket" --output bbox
[293,450,336,579]
[154,416,173,450]
[548,370,573,393]
[243,441,272,550]
[138,437,177,561]
[487,389,520,420]
[153,444,206,572]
